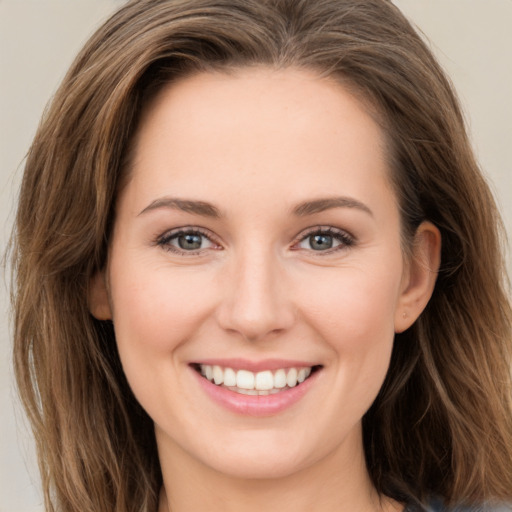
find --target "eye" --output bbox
[156,228,219,254]
[295,227,354,253]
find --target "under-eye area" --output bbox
[191,364,323,395]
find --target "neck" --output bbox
[156,427,402,512]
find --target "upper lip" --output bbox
[190,358,321,372]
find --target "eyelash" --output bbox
[155,226,355,255]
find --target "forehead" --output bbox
[123,66,394,215]
[135,66,383,149]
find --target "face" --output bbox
[91,67,438,481]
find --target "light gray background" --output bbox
[1,1,511,511]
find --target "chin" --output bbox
[193,429,333,481]
[208,452,312,481]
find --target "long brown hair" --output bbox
[11,0,512,511]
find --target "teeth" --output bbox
[274,369,287,388]
[236,370,255,390]
[255,370,273,390]
[286,368,298,387]
[213,365,223,385]
[224,367,237,387]
[198,364,314,393]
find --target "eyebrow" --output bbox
[138,195,372,219]
[138,197,221,218]
[292,197,373,217]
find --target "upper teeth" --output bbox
[199,365,312,392]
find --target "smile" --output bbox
[197,364,315,395]
[191,361,322,416]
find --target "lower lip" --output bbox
[192,368,320,417]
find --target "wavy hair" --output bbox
[11,0,512,511]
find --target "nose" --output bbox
[215,247,296,342]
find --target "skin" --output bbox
[90,67,440,512]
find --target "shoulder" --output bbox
[406,498,512,512]
[424,498,512,512]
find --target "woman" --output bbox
[11,0,512,511]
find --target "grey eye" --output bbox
[308,234,334,251]
[158,228,218,254]
[175,233,206,250]
[296,229,353,252]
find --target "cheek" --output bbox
[107,261,218,421]
[297,261,402,349]
[276,260,403,443]
[294,254,403,404]
[109,259,215,357]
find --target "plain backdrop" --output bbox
[1,1,511,511]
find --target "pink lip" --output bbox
[191,358,318,372]
[191,365,321,417]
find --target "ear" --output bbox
[88,271,112,320]
[394,221,441,333]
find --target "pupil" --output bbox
[310,234,333,250]
[178,233,202,250]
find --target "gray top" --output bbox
[405,499,512,512]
